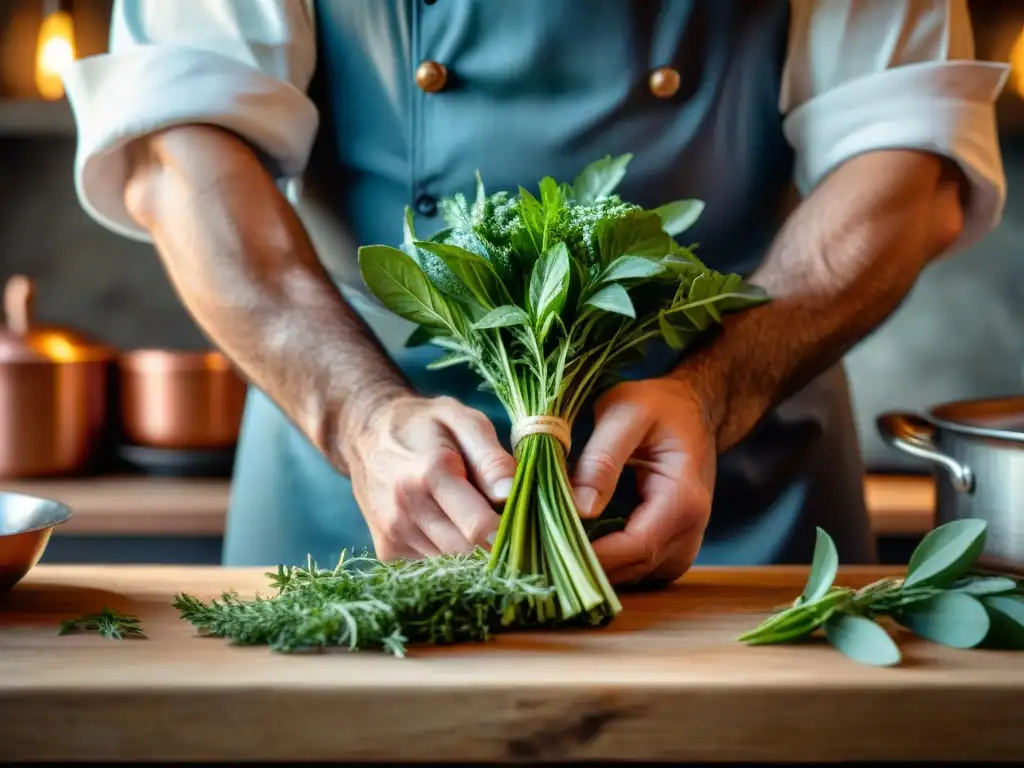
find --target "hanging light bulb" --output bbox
[34,0,77,101]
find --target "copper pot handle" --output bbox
[4,275,34,337]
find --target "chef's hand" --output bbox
[571,375,718,585]
[345,394,516,561]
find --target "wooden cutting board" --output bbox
[0,565,1021,762]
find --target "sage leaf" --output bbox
[358,245,458,330]
[601,255,665,283]
[896,591,990,649]
[799,527,839,605]
[654,199,705,236]
[952,575,1019,596]
[586,283,636,318]
[902,519,988,590]
[414,241,507,309]
[572,153,632,203]
[472,305,530,330]
[824,614,901,667]
[981,595,1024,650]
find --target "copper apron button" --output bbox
[649,66,681,99]
[415,60,448,93]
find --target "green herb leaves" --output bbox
[356,154,769,629]
[738,519,1024,666]
[823,614,901,667]
[59,607,145,640]
[173,549,553,656]
[357,245,459,331]
[902,518,987,589]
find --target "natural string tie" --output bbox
[510,415,572,455]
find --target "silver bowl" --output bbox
[0,491,73,592]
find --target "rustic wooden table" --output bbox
[1,565,1020,762]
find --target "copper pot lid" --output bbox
[925,395,1024,444]
[2,275,112,363]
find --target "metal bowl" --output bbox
[0,491,72,592]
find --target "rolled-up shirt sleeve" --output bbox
[780,0,1010,253]
[61,0,319,242]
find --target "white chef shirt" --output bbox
[61,0,1009,258]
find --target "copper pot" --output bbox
[0,275,114,479]
[117,349,247,450]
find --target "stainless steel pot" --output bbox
[877,396,1024,575]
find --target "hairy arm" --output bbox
[680,149,967,451]
[123,125,412,471]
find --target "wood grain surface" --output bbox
[0,564,1019,762]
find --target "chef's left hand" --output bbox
[571,374,718,586]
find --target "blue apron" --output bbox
[223,0,878,569]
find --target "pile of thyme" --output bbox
[173,549,559,656]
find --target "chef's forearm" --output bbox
[122,124,411,470]
[678,150,967,452]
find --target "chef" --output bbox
[62,0,1006,582]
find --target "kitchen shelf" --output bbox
[0,474,936,538]
[0,99,75,136]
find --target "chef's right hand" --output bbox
[344,394,517,561]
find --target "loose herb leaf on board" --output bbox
[902,518,988,590]
[59,606,145,640]
[824,613,901,667]
[798,527,839,605]
[894,592,991,650]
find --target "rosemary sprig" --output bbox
[739,520,1024,666]
[58,606,146,640]
[173,548,562,656]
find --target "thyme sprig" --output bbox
[173,548,563,656]
[58,606,145,640]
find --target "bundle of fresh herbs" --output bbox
[356,154,768,626]
[739,518,1024,666]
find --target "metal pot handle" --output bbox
[876,411,974,493]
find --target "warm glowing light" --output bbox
[1011,26,1024,100]
[34,10,76,101]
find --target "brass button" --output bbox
[649,66,681,99]
[415,60,448,93]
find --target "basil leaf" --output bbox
[896,592,990,649]
[414,241,507,309]
[902,519,988,590]
[981,595,1024,650]
[952,576,1019,596]
[585,283,635,318]
[600,255,665,283]
[596,211,672,264]
[472,305,530,330]
[824,614,901,667]
[799,527,839,605]
[572,153,632,203]
[529,242,571,333]
[357,245,458,330]
[654,199,705,236]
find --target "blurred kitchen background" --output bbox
[1,0,1022,565]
